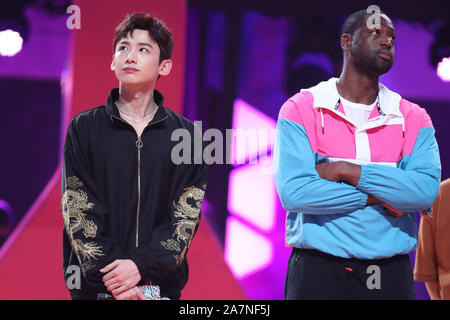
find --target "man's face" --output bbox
[111,29,171,85]
[349,14,396,76]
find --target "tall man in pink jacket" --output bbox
[274,9,441,299]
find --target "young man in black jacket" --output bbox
[61,12,207,300]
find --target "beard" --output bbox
[351,46,394,77]
[369,54,393,75]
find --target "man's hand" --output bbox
[315,161,361,186]
[315,162,341,182]
[366,195,379,205]
[100,259,142,299]
[114,286,147,300]
[379,201,404,217]
[365,191,405,217]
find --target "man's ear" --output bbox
[158,59,172,76]
[110,55,115,71]
[341,34,352,49]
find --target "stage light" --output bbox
[224,216,273,279]
[225,98,277,279]
[0,0,30,57]
[228,160,276,232]
[429,23,450,82]
[230,98,276,165]
[436,57,450,82]
[0,29,23,57]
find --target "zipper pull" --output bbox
[136,136,143,149]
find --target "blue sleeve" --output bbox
[274,118,368,214]
[356,126,441,212]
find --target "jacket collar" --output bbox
[301,77,403,118]
[105,88,168,124]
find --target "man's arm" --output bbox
[414,190,441,299]
[425,282,441,300]
[322,127,441,213]
[315,104,441,214]
[62,120,127,286]
[274,99,369,214]
[315,161,404,216]
[357,106,441,212]
[357,135,440,212]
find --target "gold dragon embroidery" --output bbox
[61,176,104,271]
[160,184,206,266]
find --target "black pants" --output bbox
[285,248,415,300]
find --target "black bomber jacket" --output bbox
[61,88,207,299]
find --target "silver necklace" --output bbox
[118,103,158,124]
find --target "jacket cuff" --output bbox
[356,165,369,191]
[129,250,152,283]
[359,192,369,209]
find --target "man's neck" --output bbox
[337,63,380,105]
[117,82,158,118]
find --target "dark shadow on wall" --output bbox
[0,77,61,247]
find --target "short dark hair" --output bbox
[113,12,174,63]
[341,8,387,36]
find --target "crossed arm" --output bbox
[315,161,404,216]
[274,117,440,216]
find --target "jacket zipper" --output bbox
[135,136,143,247]
[112,114,168,248]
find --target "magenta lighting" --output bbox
[437,57,450,82]
[0,29,23,57]
[225,98,277,279]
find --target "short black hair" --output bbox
[341,8,387,35]
[113,12,174,63]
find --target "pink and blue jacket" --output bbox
[274,77,441,259]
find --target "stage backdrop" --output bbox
[0,0,246,300]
